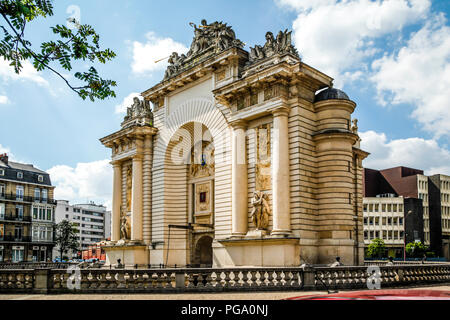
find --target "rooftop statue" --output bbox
[122,97,153,128]
[163,19,244,80]
[249,29,299,64]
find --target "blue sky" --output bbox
[1,0,449,208]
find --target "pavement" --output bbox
[0,284,449,300]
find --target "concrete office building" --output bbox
[54,200,111,257]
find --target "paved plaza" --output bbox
[1,285,449,300]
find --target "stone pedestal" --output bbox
[213,237,300,267]
[104,242,149,267]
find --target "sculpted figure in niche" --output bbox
[251,191,270,230]
[120,211,130,240]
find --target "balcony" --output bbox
[0,214,32,223]
[0,193,56,205]
[0,235,32,242]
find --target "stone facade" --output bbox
[0,154,56,262]
[101,20,369,267]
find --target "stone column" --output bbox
[271,107,291,236]
[231,121,248,237]
[142,135,153,244]
[131,153,143,241]
[111,162,122,241]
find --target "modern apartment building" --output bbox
[0,153,56,262]
[54,200,111,257]
[363,166,449,259]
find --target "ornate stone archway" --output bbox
[149,98,231,266]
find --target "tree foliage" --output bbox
[367,238,386,258]
[406,241,427,258]
[55,219,79,260]
[0,0,116,101]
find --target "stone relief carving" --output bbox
[255,124,271,191]
[126,166,132,212]
[251,191,270,230]
[122,97,153,128]
[163,19,244,80]
[249,30,299,64]
[189,142,215,179]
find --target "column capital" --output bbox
[271,106,290,118]
[132,154,144,161]
[230,120,248,130]
[111,160,122,167]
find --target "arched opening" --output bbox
[193,236,213,267]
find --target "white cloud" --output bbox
[277,0,430,87]
[131,31,188,75]
[0,95,9,104]
[371,15,450,138]
[115,92,141,114]
[360,130,450,175]
[47,160,113,210]
[0,59,49,86]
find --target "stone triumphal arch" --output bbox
[101,19,369,267]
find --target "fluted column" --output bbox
[231,121,248,237]
[142,135,152,244]
[111,162,122,241]
[131,153,143,241]
[271,107,291,236]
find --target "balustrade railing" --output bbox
[0,264,449,294]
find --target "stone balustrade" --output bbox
[0,264,449,294]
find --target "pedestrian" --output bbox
[329,256,343,267]
[421,254,427,264]
[386,256,394,266]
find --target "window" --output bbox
[382,217,386,225]
[16,185,24,200]
[39,207,44,220]
[369,204,373,212]
[387,204,392,212]
[369,217,373,225]
[15,205,23,220]
[42,189,47,202]
[399,204,403,212]
[363,204,367,212]
[374,204,379,212]
[33,207,38,220]
[375,217,379,225]
[17,172,23,179]
[363,217,368,225]
[38,175,43,182]
[393,204,397,212]
[383,230,387,240]
[400,231,404,238]
[0,169,4,176]
[388,217,392,225]
[14,226,22,241]
[32,226,38,240]
[370,231,374,239]
[0,184,4,197]
[47,208,52,221]
[382,204,386,212]
[0,203,4,219]
[399,218,403,225]
[12,248,24,262]
[0,224,4,240]
[0,247,3,262]
[34,188,40,201]
[394,231,399,240]
[375,231,379,238]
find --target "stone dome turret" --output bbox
[314,87,350,103]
